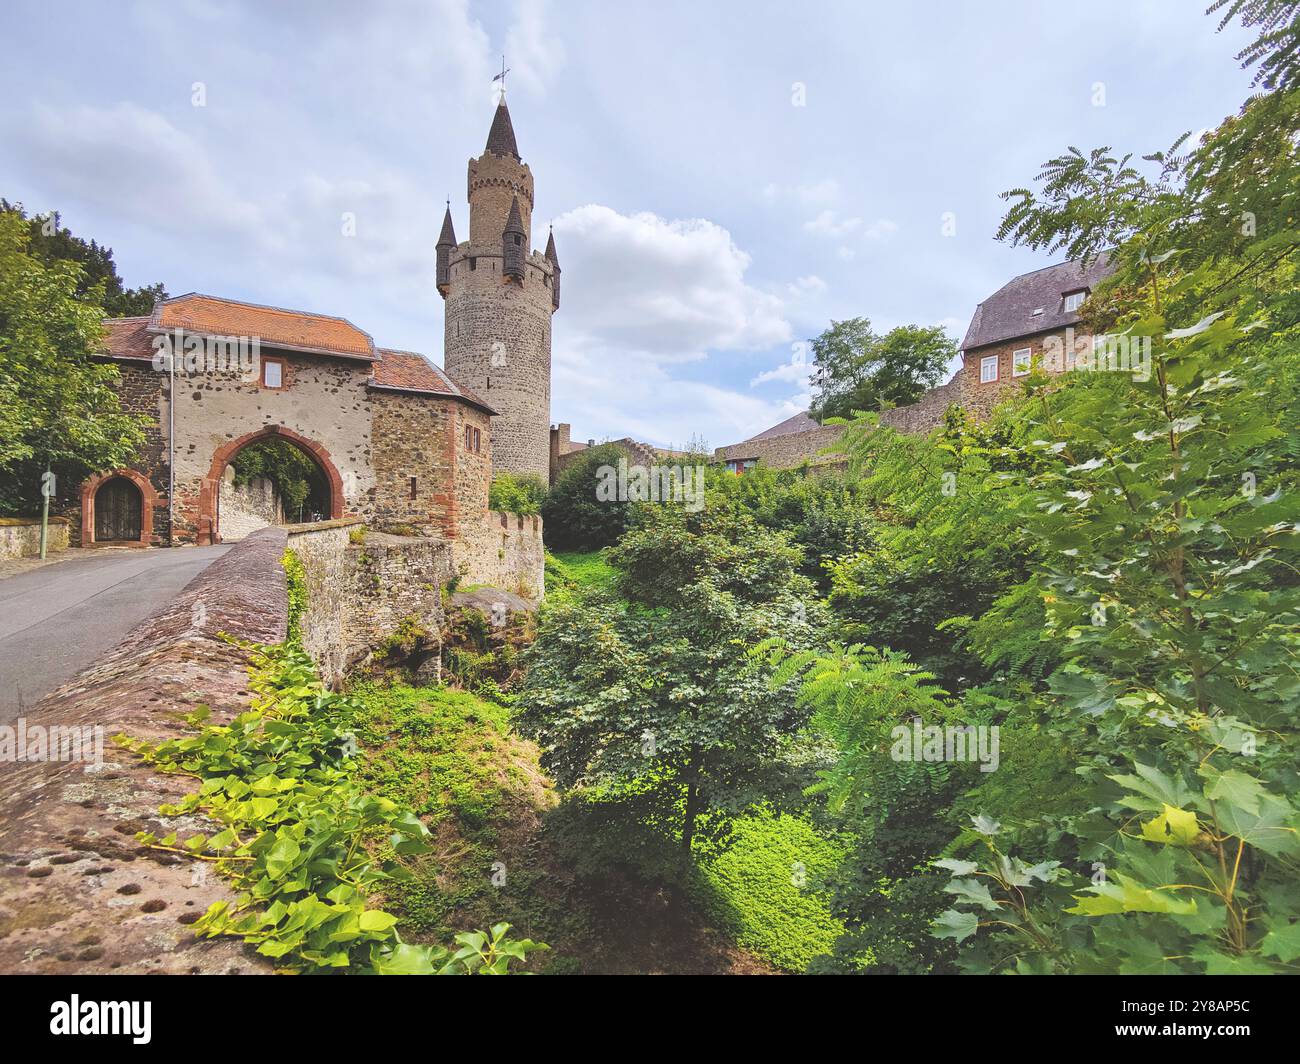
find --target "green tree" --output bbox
[540,443,632,551]
[0,211,144,515]
[1,201,167,317]
[809,318,956,421]
[929,3,1300,971]
[489,471,547,515]
[517,505,824,858]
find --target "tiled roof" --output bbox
[961,255,1113,351]
[99,316,155,361]
[150,293,377,360]
[744,411,820,443]
[370,349,497,414]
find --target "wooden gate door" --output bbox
[94,477,142,541]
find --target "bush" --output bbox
[489,471,547,515]
[540,443,632,551]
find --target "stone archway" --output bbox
[198,425,345,545]
[80,469,157,547]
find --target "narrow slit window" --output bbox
[409,476,418,500]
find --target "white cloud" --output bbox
[862,218,899,240]
[750,359,814,387]
[786,274,827,296]
[552,204,790,360]
[11,102,264,242]
[547,203,806,448]
[803,208,862,238]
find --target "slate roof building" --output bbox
[716,255,1115,472]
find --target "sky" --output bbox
[1,0,1259,450]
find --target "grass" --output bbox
[345,682,569,957]
[345,679,791,973]
[693,811,847,973]
[545,549,618,595]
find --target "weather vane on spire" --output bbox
[492,55,510,102]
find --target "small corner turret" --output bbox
[544,226,560,310]
[436,202,457,297]
[502,196,526,283]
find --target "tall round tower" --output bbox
[440,100,558,481]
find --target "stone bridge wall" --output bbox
[0,528,288,974]
[451,511,545,600]
[285,519,453,686]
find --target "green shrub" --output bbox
[489,471,548,515]
[540,443,631,551]
[694,812,847,973]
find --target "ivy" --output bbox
[117,640,546,974]
[282,548,307,644]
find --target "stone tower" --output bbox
[440,100,558,481]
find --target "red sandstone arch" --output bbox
[80,468,157,547]
[198,425,345,545]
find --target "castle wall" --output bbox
[468,151,534,247]
[218,473,283,542]
[166,350,376,544]
[285,520,454,687]
[442,247,553,480]
[450,510,545,600]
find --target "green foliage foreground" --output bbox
[118,643,545,974]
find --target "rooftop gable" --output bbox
[961,255,1113,352]
[150,293,377,360]
[369,349,497,414]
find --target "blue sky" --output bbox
[1,0,1258,449]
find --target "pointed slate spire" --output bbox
[436,202,457,294]
[485,101,520,160]
[502,196,526,282]
[544,227,560,310]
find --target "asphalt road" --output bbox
[0,546,230,722]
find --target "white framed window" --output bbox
[1063,290,1087,314]
[980,355,999,383]
[261,358,284,388]
[1013,348,1031,376]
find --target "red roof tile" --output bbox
[151,294,376,359]
[370,349,497,414]
[99,316,156,361]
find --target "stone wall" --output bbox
[285,519,453,687]
[0,517,70,560]
[450,510,545,600]
[877,376,963,435]
[283,519,358,684]
[716,422,847,471]
[218,472,282,542]
[0,528,288,974]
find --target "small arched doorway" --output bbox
[199,425,344,544]
[96,477,142,541]
[80,469,157,547]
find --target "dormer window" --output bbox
[1063,290,1087,314]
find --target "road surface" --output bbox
[0,546,230,722]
